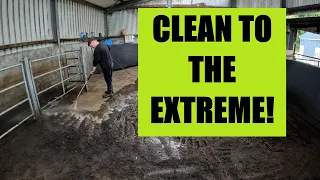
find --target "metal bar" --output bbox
[29,52,79,63]
[79,47,88,90]
[64,51,80,56]
[65,50,80,53]
[22,57,41,117]
[41,84,80,109]
[30,55,59,63]
[107,34,138,39]
[58,54,66,94]
[0,40,57,50]
[34,68,61,80]
[37,81,63,95]
[0,114,34,140]
[295,53,320,60]
[37,72,80,95]
[0,82,25,94]
[21,61,35,116]
[32,62,80,80]
[0,64,21,73]
[295,58,320,63]
[66,58,79,60]
[76,53,82,82]
[62,62,80,70]
[0,98,29,117]
[64,73,81,83]
[105,0,153,14]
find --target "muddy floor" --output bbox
[1,80,320,180]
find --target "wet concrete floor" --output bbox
[75,66,138,111]
[1,66,320,180]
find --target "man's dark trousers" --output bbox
[103,68,113,93]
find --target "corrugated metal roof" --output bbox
[85,0,117,8]
[140,0,230,6]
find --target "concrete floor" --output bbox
[1,65,320,179]
[75,66,137,111]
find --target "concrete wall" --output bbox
[287,59,320,126]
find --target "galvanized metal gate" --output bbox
[0,47,88,139]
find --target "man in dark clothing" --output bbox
[88,39,114,98]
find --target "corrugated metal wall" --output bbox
[107,0,230,37]
[58,0,105,39]
[236,0,281,8]
[0,0,105,56]
[107,9,137,37]
[0,0,55,55]
[286,0,320,8]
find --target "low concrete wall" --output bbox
[287,59,320,126]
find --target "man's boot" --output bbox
[105,86,114,95]
[103,89,113,98]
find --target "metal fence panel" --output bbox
[0,49,86,139]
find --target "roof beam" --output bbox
[287,3,320,15]
[72,0,105,11]
[287,17,320,29]
[105,0,153,14]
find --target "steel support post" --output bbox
[230,0,237,8]
[287,27,297,51]
[79,47,88,92]
[53,0,65,93]
[76,51,82,83]
[21,63,35,117]
[167,0,172,8]
[21,57,41,117]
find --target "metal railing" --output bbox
[0,47,87,140]
[294,53,320,67]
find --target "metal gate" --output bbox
[0,47,88,139]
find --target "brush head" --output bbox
[73,101,78,110]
